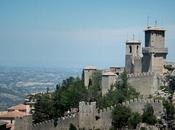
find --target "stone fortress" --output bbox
[15,24,175,130]
[84,24,169,96]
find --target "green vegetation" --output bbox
[33,77,88,124]
[164,65,175,93]
[142,104,157,125]
[128,112,142,129]
[112,103,157,129]
[163,100,175,121]
[98,71,139,108]
[163,65,175,128]
[112,104,131,129]
[87,70,102,102]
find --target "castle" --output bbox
[14,24,175,130]
[83,24,169,96]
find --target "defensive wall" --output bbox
[127,72,162,96]
[14,98,164,130]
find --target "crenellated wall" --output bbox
[122,98,163,117]
[15,99,164,130]
[78,101,97,130]
[127,72,162,96]
[32,113,78,130]
[78,98,164,130]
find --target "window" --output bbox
[129,45,132,53]
[137,46,139,54]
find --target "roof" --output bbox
[84,66,96,70]
[102,71,116,76]
[0,110,26,119]
[145,26,165,31]
[8,104,27,111]
[126,40,141,44]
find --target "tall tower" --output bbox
[125,39,142,74]
[142,25,168,75]
[83,66,96,88]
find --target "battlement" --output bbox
[99,106,114,113]
[122,98,162,106]
[79,101,96,106]
[127,72,155,78]
[142,47,168,54]
[32,112,78,129]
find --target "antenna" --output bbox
[155,20,157,27]
[161,17,164,27]
[133,34,135,40]
[138,32,140,42]
[147,16,150,27]
[126,33,128,41]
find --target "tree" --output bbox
[128,112,141,129]
[164,65,175,93]
[33,93,53,123]
[163,100,175,121]
[88,70,102,102]
[112,104,131,129]
[142,104,157,125]
[98,71,139,108]
[33,77,88,124]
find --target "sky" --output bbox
[0,0,175,69]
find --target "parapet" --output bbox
[99,106,114,113]
[127,72,155,78]
[79,101,96,113]
[121,98,163,106]
[32,112,78,129]
[83,66,96,70]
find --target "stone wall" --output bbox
[101,73,116,96]
[15,115,32,130]
[14,99,164,130]
[79,101,97,130]
[32,113,78,130]
[78,99,164,130]
[83,67,96,88]
[127,72,161,96]
[122,98,163,117]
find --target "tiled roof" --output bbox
[84,66,96,70]
[8,104,27,111]
[145,26,165,31]
[0,110,26,119]
[102,71,116,76]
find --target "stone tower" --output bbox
[142,26,168,75]
[79,101,97,130]
[83,66,96,88]
[101,71,117,96]
[125,39,142,74]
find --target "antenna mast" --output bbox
[147,16,150,27]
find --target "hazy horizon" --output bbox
[0,0,175,69]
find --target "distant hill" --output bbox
[0,66,81,110]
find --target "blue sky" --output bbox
[0,0,175,69]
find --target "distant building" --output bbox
[83,66,96,88]
[0,104,30,130]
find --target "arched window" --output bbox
[137,45,139,53]
[129,45,132,53]
[88,79,92,87]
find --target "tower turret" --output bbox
[83,66,96,88]
[125,39,142,74]
[142,26,168,75]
